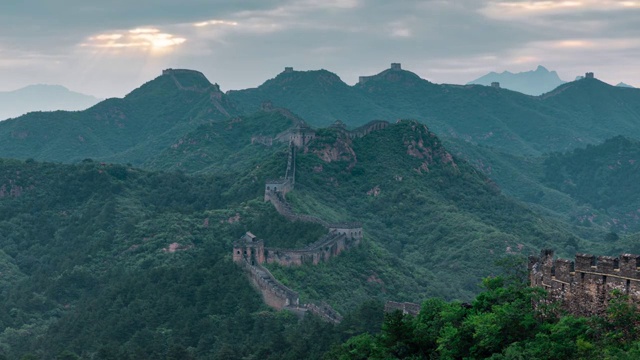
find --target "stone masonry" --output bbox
[529,249,640,316]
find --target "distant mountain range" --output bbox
[0,84,101,121]
[467,65,566,95]
[1,65,640,166]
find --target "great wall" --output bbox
[233,118,388,323]
[529,249,640,316]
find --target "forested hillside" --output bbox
[1,66,640,358]
[0,158,390,359]
[0,70,238,165]
[266,121,603,304]
[145,110,296,174]
[0,120,622,358]
[329,275,640,359]
[229,67,640,155]
[543,136,640,232]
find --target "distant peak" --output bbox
[616,82,635,88]
[160,68,218,92]
[162,68,206,77]
[357,63,428,86]
[536,65,549,72]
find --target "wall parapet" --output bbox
[239,259,299,309]
[384,301,421,316]
[529,249,640,316]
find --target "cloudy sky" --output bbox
[1,0,639,98]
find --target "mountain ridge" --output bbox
[467,65,567,95]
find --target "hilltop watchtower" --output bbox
[284,67,294,73]
[585,72,594,79]
[290,123,315,148]
[390,63,402,70]
[491,82,500,88]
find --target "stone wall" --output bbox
[329,120,390,139]
[529,249,640,316]
[239,259,299,310]
[265,233,348,266]
[384,301,421,316]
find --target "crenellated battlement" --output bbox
[530,249,640,316]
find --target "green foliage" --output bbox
[331,277,640,359]
[230,71,640,156]
[275,120,585,303]
[544,136,640,231]
[145,110,295,174]
[0,72,239,165]
[0,158,385,359]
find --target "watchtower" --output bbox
[290,123,315,148]
[233,231,265,265]
[264,179,292,201]
[585,72,594,79]
[491,82,500,88]
[284,67,294,73]
[390,63,402,70]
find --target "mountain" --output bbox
[617,82,635,88]
[0,157,369,359]
[0,69,239,165]
[2,66,640,357]
[467,65,566,95]
[0,116,621,357]
[265,120,601,303]
[227,67,395,127]
[0,84,101,121]
[229,65,640,156]
[4,66,640,166]
[543,136,640,232]
[145,107,302,174]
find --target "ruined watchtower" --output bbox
[233,232,265,266]
[284,67,294,73]
[264,179,293,202]
[390,63,402,70]
[585,72,595,79]
[290,123,316,148]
